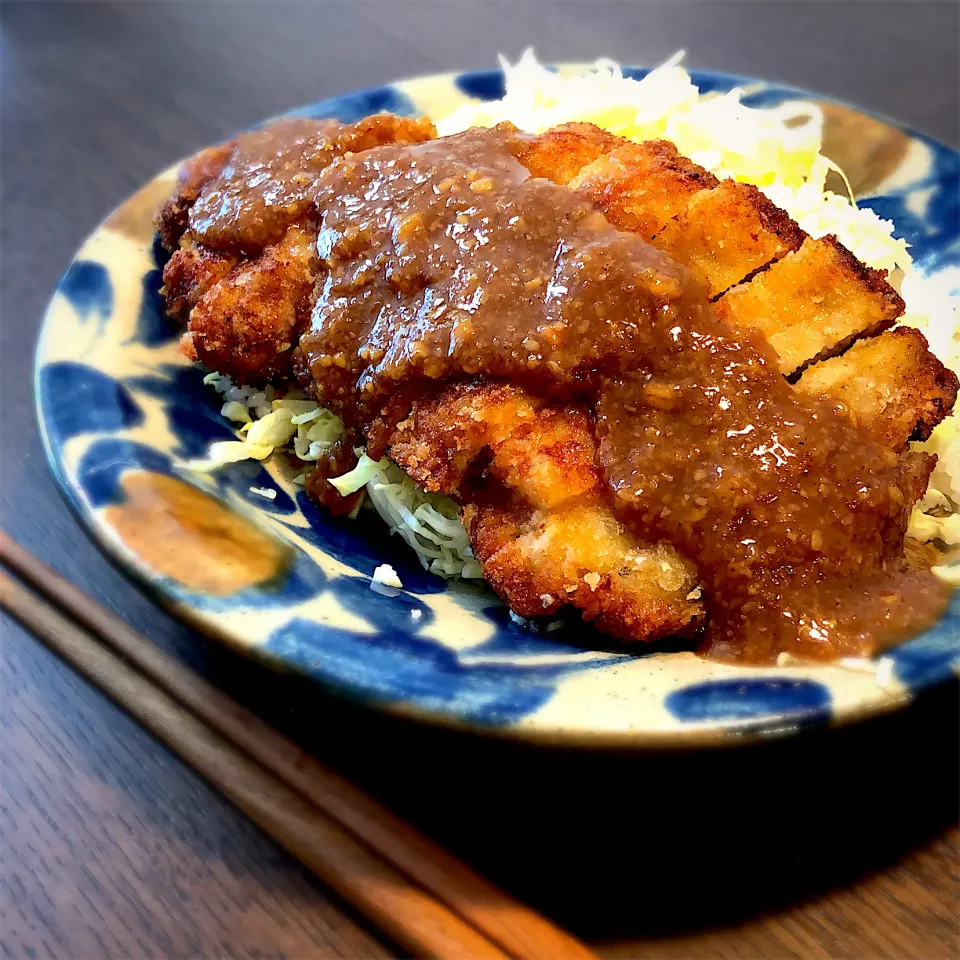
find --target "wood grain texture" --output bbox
[0,614,394,960]
[1,2,958,958]
[0,537,595,960]
[0,570,516,960]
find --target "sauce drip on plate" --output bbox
[281,126,950,662]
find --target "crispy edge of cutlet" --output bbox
[161,242,239,321]
[386,380,592,502]
[159,114,438,376]
[821,234,906,311]
[745,184,808,251]
[155,141,235,250]
[715,234,905,375]
[651,180,806,297]
[184,223,320,384]
[508,121,623,185]
[338,113,437,152]
[791,235,905,372]
[796,326,959,448]
[567,139,720,240]
[465,495,705,642]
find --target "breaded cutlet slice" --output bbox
[386,381,704,640]
[566,139,720,240]
[157,114,436,383]
[652,180,806,298]
[181,224,320,383]
[509,121,622,186]
[156,141,236,250]
[714,235,905,375]
[795,326,960,450]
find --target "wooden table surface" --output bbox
[2,2,958,957]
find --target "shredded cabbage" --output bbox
[188,374,478,578]
[329,453,385,496]
[439,49,912,275]
[364,458,484,579]
[439,49,825,189]
[762,157,911,274]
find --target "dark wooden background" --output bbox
[2,2,958,957]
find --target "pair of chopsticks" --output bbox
[0,531,597,960]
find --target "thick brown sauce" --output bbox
[189,117,341,253]
[187,115,435,256]
[106,472,289,595]
[290,126,950,663]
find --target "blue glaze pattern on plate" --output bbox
[74,438,327,611]
[860,137,960,267]
[129,237,180,346]
[454,69,507,102]
[282,85,417,124]
[58,260,113,330]
[666,679,832,724]
[39,362,143,444]
[886,591,960,689]
[265,606,613,726]
[77,439,173,506]
[34,66,959,745]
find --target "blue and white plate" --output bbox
[36,67,960,745]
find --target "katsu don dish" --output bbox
[157,53,959,665]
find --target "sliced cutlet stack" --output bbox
[525,124,909,379]
[713,235,906,375]
[795,326,960,450]
[519,124,949,453]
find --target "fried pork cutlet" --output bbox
[156,140,236,250]
[387,381,704,639]
[796,326,960,449]
[522,124,907,373]
[156,114,436,382]
[179,224,320,382]
[296,125,950,660]
[157,118,955,659]
[714,235,906,374]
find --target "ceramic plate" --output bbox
[36,66,960,746]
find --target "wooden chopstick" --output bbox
[0,532,597,960]
[0,568,504,960]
